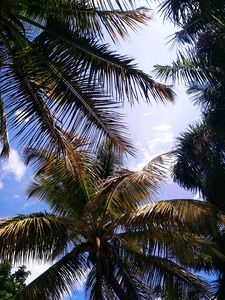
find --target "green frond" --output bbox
[95,140,124,180]
[24,146,99,216]
[96,7,151,42]
[121,245,209,298]
[0,213,69,263]
[19,0,150,41]
[115,260,153,299]
[142,151,175,180]
[34,29,173,104]
[117,226,218,263]
[86,152,182,219]
[86,167,161,219]
[127,199,221,234]
[158,0,225,26]
[153,50,211,85]
[1,0,165,157]
[15,244,88,300]
[85,0,145,10]
[1,42,77,157]
[2,44,134,156]
[144,256,208,296]
[85,263,105,300]
[173,121,225,211]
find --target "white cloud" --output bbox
[13,261,52,284]
[153,124,172,132]
[142,111,153,117]
[131,123,174,171]
[2,149,26,181]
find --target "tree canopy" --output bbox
[155,1,225,298]
[0,0,174,160]
[0,140,224,299]
[0,261,30,299]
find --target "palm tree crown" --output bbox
[0,0,174,158]
[0,140,223,300]
[154,2,225,298]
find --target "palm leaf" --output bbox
[15,244,88,300]
[115,259,153,299]
[120,244,209,298]
[20,1,150,41]
[25,145,100,217]
[0,213,69,263]
[127,199,222,234]
[33,28,174,104]
[142,151,174,179]
[117,226,220,268]
[85,263,105,300]
[95,140,124,180]
[86,152,175,218]
[153,50,211,85]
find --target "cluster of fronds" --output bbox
[0,142,224,299]
[0,0,174,160]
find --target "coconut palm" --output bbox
[158,0,225,24]
[0,139,223,300]
[0,0,174,159]
[157,0,225,46]
[154,3,225,297]
[154,0,225,209]
[172,122,225,300]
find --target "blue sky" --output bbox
[0,2,204,299]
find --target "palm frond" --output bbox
[86,168,161,219]
[2,43,134,156]
[158,0,225,25]
[21,3,151,42]
[115,259,153,299]
[127,199,221,234]
[34,29,174,104]
[95,7,151,42]
[86,152,174,218]
[0,213,69,263]
[121,244,209,298]
[1,40,75,157]
[96,140,124,180]
[117,226,220,269]
[24,146,99,216]
[142,151,174,180]
[153,50,210,85]
[85,0,144,10]
[15,244,88,300]
[85,263,105,300]
[173,122,225,210]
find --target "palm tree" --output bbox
[172,123,225,300]
[0,139,223,300]
[154,3,225,297]
[154,1,225,211]
[157,0,225,46]
[0,0,174,158]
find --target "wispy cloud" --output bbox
[2,149,26,181]
[132,123,174,171]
